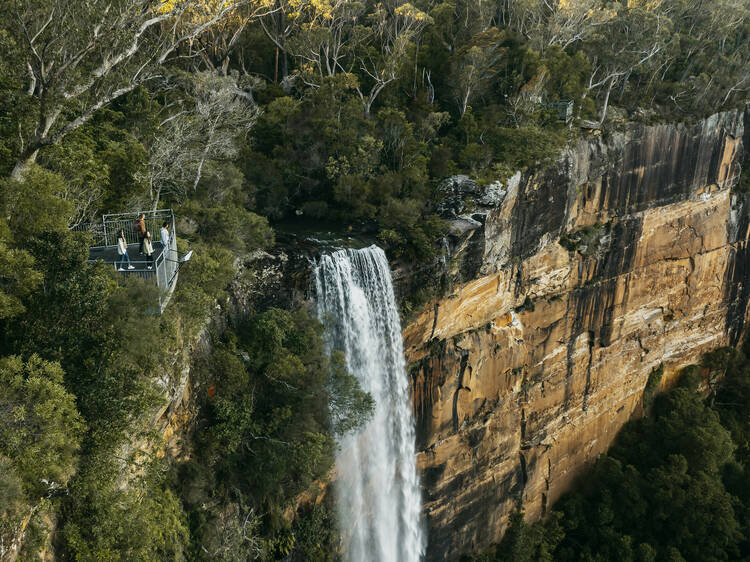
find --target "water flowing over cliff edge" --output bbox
[401,108,750,560]
[314,246,426,562]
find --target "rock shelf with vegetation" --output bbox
[0,0,750,560]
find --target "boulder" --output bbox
[436,174,514,217]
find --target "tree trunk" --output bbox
[599,78,614,126]
[151,182,162,212]
[193,148,210,192]
[461,87,471,116]
[274,47,279,83]
[11,149,40,180]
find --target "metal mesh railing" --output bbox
[102,210,174,247]
[71,222,106,246]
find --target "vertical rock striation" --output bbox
[402,109,750,560]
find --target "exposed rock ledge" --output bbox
[403,109,750,560]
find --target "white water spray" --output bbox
[314,245,425,562]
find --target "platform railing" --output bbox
[101,210,174,247]
[70,222,106,246]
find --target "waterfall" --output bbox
[314,245,426,562]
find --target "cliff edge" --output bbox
[403,109,750,560]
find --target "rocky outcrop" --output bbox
[402,109,750,560]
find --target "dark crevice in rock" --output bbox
[563,294,576,409]
[410,338,448,450]
[460,216,487,281]
[423,462,447,491]
[582,331,595,412]
[452,348,470,433]
[548,458,552,487]
[519,453,528,489]
[430,302,439,339]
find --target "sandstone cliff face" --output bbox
[402,110,750,560]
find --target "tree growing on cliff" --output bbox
[0,355,84,498]
[0,353,84,559]
[448,27,507,116]
[582,3,670,124]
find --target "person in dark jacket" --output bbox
[134,213,146,254]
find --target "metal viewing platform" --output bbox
[73,210,179,312]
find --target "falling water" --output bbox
[314,245,426,562]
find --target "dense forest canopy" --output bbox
[2,0,749,257]
[0,0,749,559]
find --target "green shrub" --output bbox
[179,201,274,253]
[642,365,663,413]
[62,459,189,561]
[0,355,84,497]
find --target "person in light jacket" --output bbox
[144,231,155,270]
[117,230,135,271]
[160,221,170,248]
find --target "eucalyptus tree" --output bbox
[657,0,750,111]
[143,71,261,209]
[582,3,671,124]
[285,0,366,85]
[449,27,507,116]
[270,0,430,117]
[189,3,261,75]
[354,2,432,117]
[2,0,272,179]
[0,355,83,561]
[502,0,616,52]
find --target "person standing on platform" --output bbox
[144,231,155,270]
[134,213,146,254]
[117,230,135,271]
[160,221,170,249]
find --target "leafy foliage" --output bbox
[0,355,84,497]
[62,458,190,562]
[179,308,372,557]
